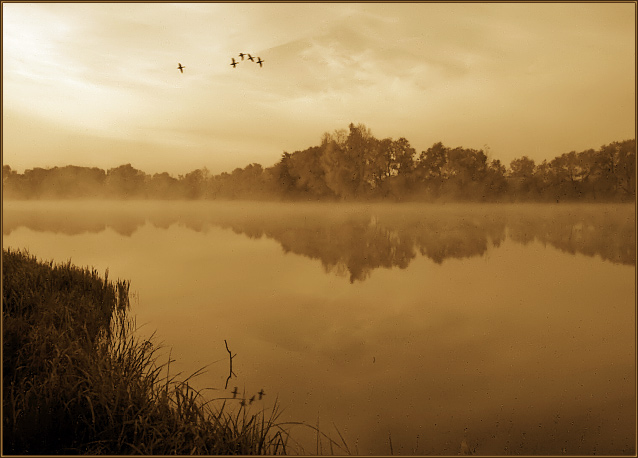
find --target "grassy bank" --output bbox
[2,248,295,454]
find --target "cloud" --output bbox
[2,2,634,174]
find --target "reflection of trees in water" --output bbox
[290,220,417,283]
[205,212,505,282]
[1,205,145,237]
[506,207,636,265]
[208,214,418,283]
[3,204,634,282]
[410,217,507,265]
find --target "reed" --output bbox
[2,248,298,454]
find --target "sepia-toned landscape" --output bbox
[2,2,636,456]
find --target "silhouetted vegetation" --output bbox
[3,124,635,202]
[2,249,306,454]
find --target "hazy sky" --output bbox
[2,2,636,175]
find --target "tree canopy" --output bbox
[3,125,635,202]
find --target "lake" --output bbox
[3,200,636,455]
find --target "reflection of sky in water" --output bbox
[2,202,636,455]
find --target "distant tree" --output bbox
[509,156,536,179]
[413,142,449,198]
[274,152,298,196]
[3,164,14,184]
[181,168,211,199]
[416,142,448,180]
[20,167,50,199]
[35,166,106,198]
[239,163,265,198]
[367,138,393,191]
[2,129,633,202]
[413,143,493,200]
[597,139,636,200]
[549,151,585,200]
[149,172,180,199]
[105,164,148,199]
[508,156,536,199]
[2,165,22,198]
[439,147,488,200]
[260,163,287,199]
[287,146,334,198]
[533,160,556,201]
[362,136,416,198]
[571,148,599,199]
[483,159,508,200]
[320,124,374,199]
[614,139,636,199]
[212,163,266,199]
[3,165,15,187]
[345,123,376,197]
[392,138,417,177]
[209,171,232,198]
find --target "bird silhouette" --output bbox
[231,386,239,398]
[247,54,254,62]
[258,389,266,400]
[239,52,245,60]
[256,57,264,67]
[177,63,185,73]
[249,395,256,404]
[230,58,238,68]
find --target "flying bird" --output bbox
[230,58,238,68]
[247,54,254,62]
[239,52,245,60]
[177,63,185,73]
[256,57,264,67]
[257,389,266,400]
[231,387,239,398]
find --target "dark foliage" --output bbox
[3,127,635,202]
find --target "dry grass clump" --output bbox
[2,248,291,454]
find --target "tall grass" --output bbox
[2,248,299,454]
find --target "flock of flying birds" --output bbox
[176,52,263,73]
[233,52,264,68]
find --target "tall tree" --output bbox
[105,164,148,198]
[598,139,636,199]
[442,147,488,199]
[181,168,210,199]
[484,159,508,200]
[149,172,179,199]
[320,123,376,199]
[414,142,449,198]
[366,137,415,195]
[508,156,536,199]
[287,146,334,198]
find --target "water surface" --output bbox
[3,201,635,455]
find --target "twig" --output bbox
[223,339,236,389]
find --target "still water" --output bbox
[3,201,636,455]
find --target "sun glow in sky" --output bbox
[2,2,636,175]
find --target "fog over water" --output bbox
[3,201,635,455]
[3,201,635,273]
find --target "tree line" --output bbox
[3,123,635,202]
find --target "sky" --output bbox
[2,2,636,176]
